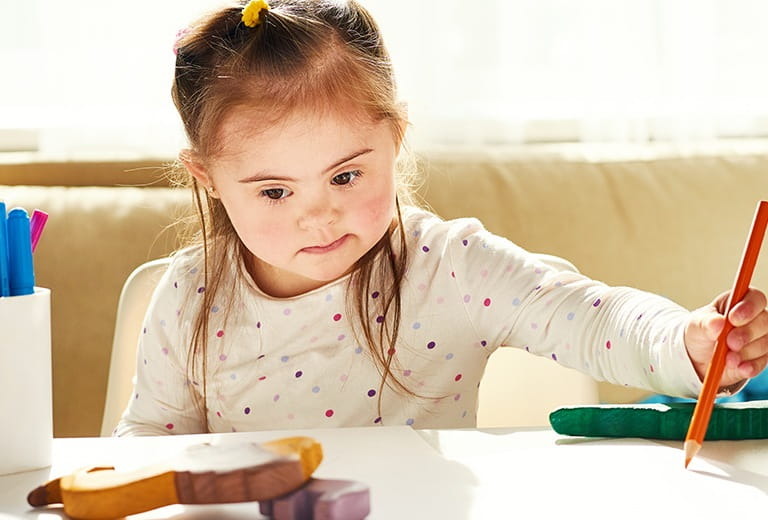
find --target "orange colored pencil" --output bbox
[684,200,768,467]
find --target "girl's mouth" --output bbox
[300,234,350,254]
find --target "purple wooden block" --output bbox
[259,478,370,520]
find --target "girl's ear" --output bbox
[179,149,219,198]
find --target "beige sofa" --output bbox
[2,140,768,437]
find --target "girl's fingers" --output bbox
[727,309,768,351]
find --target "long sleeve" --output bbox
[414,213,704,399]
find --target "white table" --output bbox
[1,426,767,519]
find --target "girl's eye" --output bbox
[261,188,291,200]
[331,170,362,186]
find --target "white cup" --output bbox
[0,288,52,475]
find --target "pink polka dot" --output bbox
[480,269,488,278]
[333,313,342,321]
[325,409,334,417]
[606,340,612,350]
[454,373,463,382]
[258,376,267,381]
[216,330,224,337]
[216,411,222,417]
[219,354,227,361]
[388,347,396,356]
[283,308,291,316]
[463,294,471,303]
[483,298,491,307]
[161,347,169,356]
[339,374,348,382]
[454,393,461,401]
[403,369,412,377]
[165,423,174,430]
[436,296,445,304]
[649,364,655,373]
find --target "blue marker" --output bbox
[0,202,8,296]
[7,208,34,296]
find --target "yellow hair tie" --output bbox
[242,0,270,28]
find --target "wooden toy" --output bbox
[259,478,371,520]
[27,436,322,519]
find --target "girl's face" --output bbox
[189,109,401,298]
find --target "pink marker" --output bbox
[30,209,48,253]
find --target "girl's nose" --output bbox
[298,198,338,230]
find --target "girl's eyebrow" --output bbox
[238,148,374,183]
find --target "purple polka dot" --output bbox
[312,386,320,393]
[567,312,575,320]
[412,322,421,329]
[463,294,471,303]
[406,418,415,426]
[219,354,227,361]
[283,308,292,316]
[273,394,280,402]
[376,315,384,323]
[480,340,487,347]
[338,334,346,341]
[281,355,289,362]
[211,305,219,313]
[367,389,376,397]
[374,417,382,424]
[427,341,436,349]
[257,321,262,328]
[173,281,178,288]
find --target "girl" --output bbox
[116,0,768,436]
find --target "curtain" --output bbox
[2,0,767,154]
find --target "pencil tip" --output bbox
[683,440,701,469]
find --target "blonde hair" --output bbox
[171,0,418,429]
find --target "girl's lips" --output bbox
[301,234,349,254]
